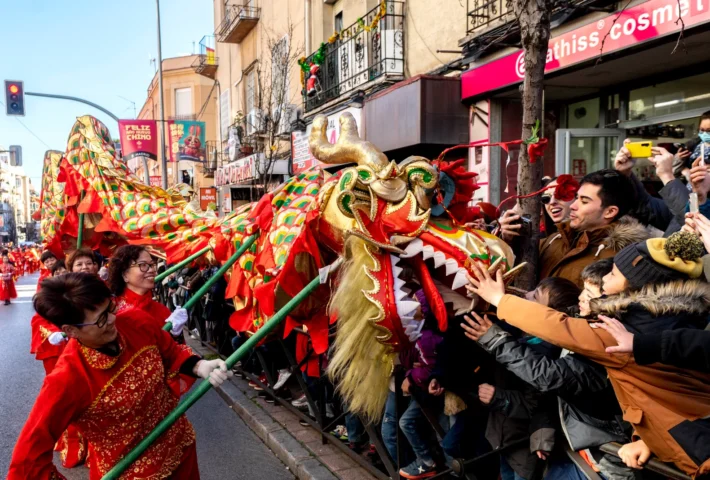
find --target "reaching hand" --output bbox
[498,209,522,242]
[478,383,495,405]
[614,140,635,177]
[194,359,233,387]
[689,157,710,203]
[685,212,710,253]
[465,261,505,307]
[618,439,652,470]
[428,379,444,396]
[166,307,188,336]
[466,218,488,231]
[594,315,634,354]
[48,332,68,346]
[461,312,493,342]
[649,147,675,184]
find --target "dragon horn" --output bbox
[308,112,388,168]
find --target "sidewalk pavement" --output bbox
[187,338,379,480]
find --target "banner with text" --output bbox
[199,187,217,211]
[461,0,710,99]
[169,120,206,162]
[118,120,158,161]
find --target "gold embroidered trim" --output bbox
[88,345,157,411]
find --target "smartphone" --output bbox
[513,214,532,237]
[627,141,653,158]
[690,192,699,214]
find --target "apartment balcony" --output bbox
[303,1,405,113]
[201,141,220,178]
[460,0,616,59]
[168,114,197,121]
[193,35,218,79]
[216,4,260,44]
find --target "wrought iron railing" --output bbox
[168,114,197,121]
[466,0,513,35]
[303,1,405,112]
[215,4,260,43]
[192,35,218,78]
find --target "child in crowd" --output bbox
[465,267,634,480]
[51,260,67,277]
[382,289,443,480]
[464,277,581,480]
[578,259,613,317]
[467,231,710,477]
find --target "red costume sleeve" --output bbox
[7,362,89,480]
[30,314,63,359]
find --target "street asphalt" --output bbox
[0,273,294,480]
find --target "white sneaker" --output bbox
[273,369,292,390]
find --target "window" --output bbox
[245,69,256,114]
[629,72,710,121]
[334,12,343,33]
[271,36,289,109]
[174,87,192,117]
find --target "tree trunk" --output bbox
[512,0,551,290]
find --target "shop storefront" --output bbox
[214,153,290,215]
[461,0,710,203]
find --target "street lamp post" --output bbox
[156,0,168,190]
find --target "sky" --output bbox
[0,0,214,187]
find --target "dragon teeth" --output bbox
[451,269,470,290]
[445,259,459,276]
[397,300,420,320]
[401,238,423,258]
[432,252,446,269]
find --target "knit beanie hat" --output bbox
[613,231,704,290]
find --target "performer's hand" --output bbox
[48,332,67,346]
[401,377,412,395]
[194,359,233,387]
[166,307,188,336]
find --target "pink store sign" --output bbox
[462,0,710,99]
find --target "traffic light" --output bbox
[4,80,25,116]
[9,145,22,166]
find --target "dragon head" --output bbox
[310,112,515,421]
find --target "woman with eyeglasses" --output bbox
[9,273,231,480]
[108,245,188,337]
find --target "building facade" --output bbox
[136,54,219,190]
[459,0,710,204]
[0,148,37,244]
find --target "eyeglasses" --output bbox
[541,194,553,205]
[129,262,158,273]
[74,300,116,329]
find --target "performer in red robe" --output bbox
[8,273,231,480]
[37,250,58,291]
[1,254,17,304]
[109,245,188,335]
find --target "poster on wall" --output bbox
[118,120,158,161]
[149,176,162,187]
[199,187,217,211]
[291,106,362,174]
[169,120,206,162]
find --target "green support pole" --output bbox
[162,234,258,332]
[102,257,342,480]
[77,192,85,248]
[155,246,211,283]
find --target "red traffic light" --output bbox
[8,84,19,94]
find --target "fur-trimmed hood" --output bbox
[591,280,710,318]
[601,216,654,252]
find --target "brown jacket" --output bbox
[497,284,710,477]
[539,217,650,287]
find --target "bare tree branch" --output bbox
[596,0,633,64]
[670,0,687,55]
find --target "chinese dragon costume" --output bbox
[42,113,517,421]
